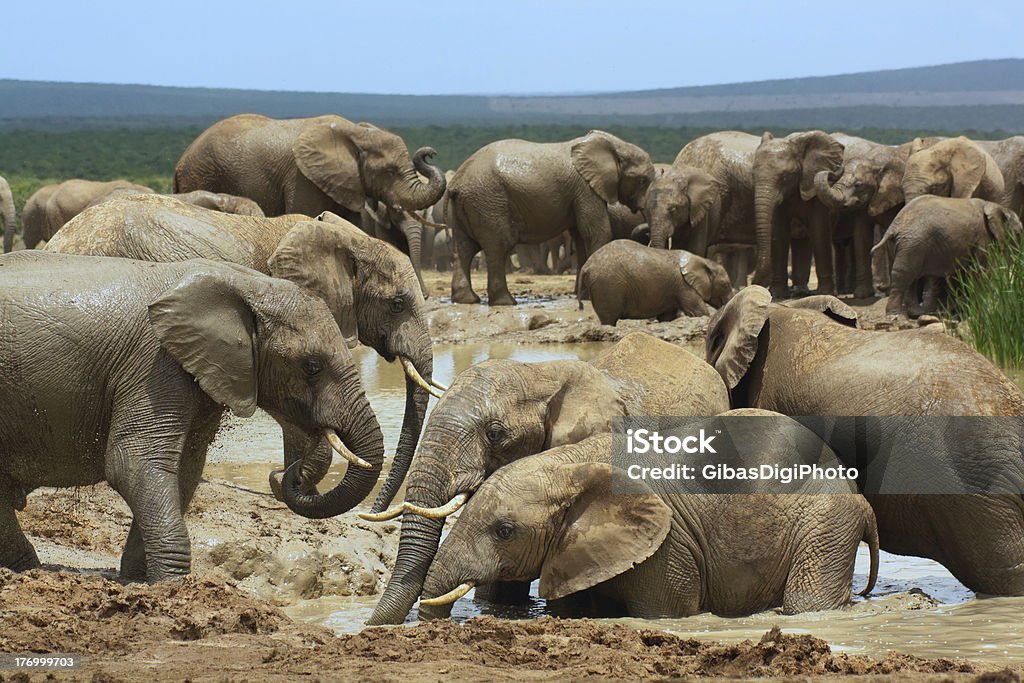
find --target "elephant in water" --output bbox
[47,194,440,511]
[420,418,878,619]
[578,240,733,325]
[365,332,730,625]
[705,286,1024,596]
[446,130,655,306]
[0,252,384,580]
[173,114,446,225]
[20,179,154,249]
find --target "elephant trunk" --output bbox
[647,205,674,250]
[394,148,446,212]
[279,367,384,519]
[752,184,779,286]
[0,179,15,253]
[420,551,470,621]
[401,216,429,297]
[813,170,851,210]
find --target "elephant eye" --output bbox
[493,520,516,541]
[389,295,406,313]
[302,357,324,377]
[485,423,507,444]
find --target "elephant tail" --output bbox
[859,505,880,597]
[577,268,590,309]
[869,229,892,255]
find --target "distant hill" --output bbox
[2,59,1023,132]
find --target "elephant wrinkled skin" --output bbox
[20,179,154,249]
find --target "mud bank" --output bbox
[0,571,1012,682]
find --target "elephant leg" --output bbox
[808,206,836,295]
[769,208,792,298]
[789,238,812,298]
[485,244,516,306]
[450,228,482,304]
[781,523,858,614]
[852,215,876,299]
[921,276,942,315]
[0,482,40,571]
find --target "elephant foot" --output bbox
[770,285,791,300]
[451,290,481,304]
[811,286,836,297]
[792,285,813,298]
[487,292,517,306]
[2,546,41,572]
[854,285,876,300]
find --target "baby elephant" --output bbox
[578,240,732,325]
[420,411,878,619]
[874,196,1023,317]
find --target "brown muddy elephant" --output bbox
[705,286,1024,596]
[364,332,731,624]
[578,240,733,325]
[89,188,266,216]
[420,420,878,619]
[902,137,1004,204]
[20,179,154,249]
[0,252,384,580]
[977,136,1024,218]
[173,114,446,224]
[447,130,655,306]
[47,194,439,513]
[0,175,14,253]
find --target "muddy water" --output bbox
[204,340,1024,667]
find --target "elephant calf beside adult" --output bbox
[47,194,441,511]
[0,252,384,580]
[19,179,155,250]
[446,130,655,306]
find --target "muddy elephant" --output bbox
[903,137,1005,204]
[361,201,433,296]
[0,175,14,253]
[47,194,439,512]
[705,286,1024,596]
[447,130,655,306]
[364,331,731,624]
[578,240,732,325]
[0,252,384,580]
[976,136,1024,217]
[20,179,154,249]
[872,196,1023,317]
[89,188,266,217]
[173,114,446,224]
[421,416,878,619]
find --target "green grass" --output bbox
[945,230,1024,369]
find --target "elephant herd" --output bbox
[2,114,1024,628]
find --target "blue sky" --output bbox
[2,1,1021,94]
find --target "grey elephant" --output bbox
[0,175,14,253]
[89,187,266,217]
[365,332,731,624]
[361,201,432,296]
[173,114,445,224]
[47,194,439,512]
[705,286,1024,596]
[20,179,154,249]
[578,240,733,325]
[420,418,878,619]
[0,252,384,580]
[903,137,1005,204]
[447,130,655,306]
[976,136,1024,217]
[872,196,1023,317]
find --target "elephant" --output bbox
[430,227,452,271]
[976,136,1024,218]
[447,130,655,306]
[89,188,266,216]
[0,175,14,253]
[705,286,1024,596]
[20,179,154,249]
[364,331,731,624]
[46,194,439,512]
[173,114,446,225]
[420,418,879,619]
[0,251,384,580]
[902,136,1005,205]
[361,200,435,296]
[577,240,733,325]
[872,196,1023,317]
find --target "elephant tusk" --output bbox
[429,377,448,392]
[400,357,444,399]
[358,504,407,522]
[420,582,474,607]
[268,469,285,501]
[325,429,374,469]
[404,493,468,519]
[403,208,446,230]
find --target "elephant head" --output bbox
[0,176,15,253]
[645,165,721,252]
[419,437,671,617]
[903,137,1005,202]
[813,144,908,217]
[752,131,845,283]
[148,266,384,519]
[294,116,446,215]
[361,200,430,297]
[705,285,857,400]
[267,215,437,510]
[365,358,629,624]
[571,131,656,213]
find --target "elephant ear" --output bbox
[269,220,359,348]
[781,295,858,328]
[679,252,714,301]
[948,138,989,199]
[796,131,845,201]
[148,270,258,417]
[543,365,626,448]
[572,132,620,204]
[982,203,1016,243]
[294,118,365,212]
[705,285,772,390]
[540,463,672,600]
